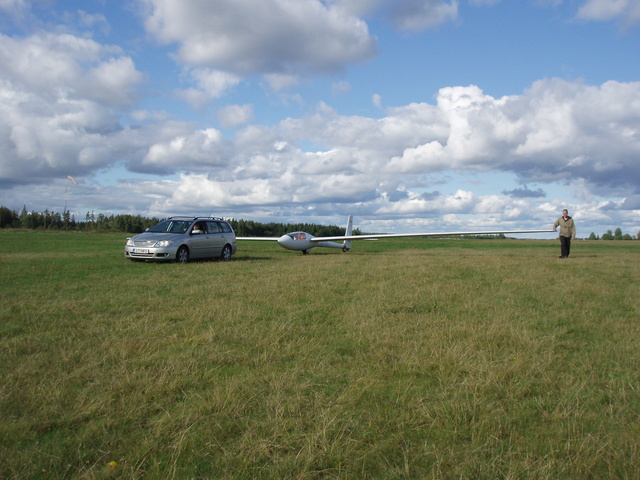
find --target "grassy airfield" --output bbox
[1,230,638,479]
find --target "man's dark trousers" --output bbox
[560,235,571,258]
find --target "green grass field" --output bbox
[1,231,639,479]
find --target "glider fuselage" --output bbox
[277,232,344,252]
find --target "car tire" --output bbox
[220,244,232,261]
[176,246,189,264]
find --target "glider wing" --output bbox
[311,230,553,242]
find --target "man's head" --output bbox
[562,209,568,217]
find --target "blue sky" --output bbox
[1,0,639,237]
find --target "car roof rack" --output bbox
[168,216,224,221]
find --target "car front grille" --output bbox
[132,240,156,247]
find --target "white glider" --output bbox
[237,215,554,254]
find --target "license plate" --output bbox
[132,248,149,254]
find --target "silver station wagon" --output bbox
[124,216,237,263]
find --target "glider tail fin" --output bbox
[342,215,353,251]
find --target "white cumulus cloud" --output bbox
[141,0,377,76]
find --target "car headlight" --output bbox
[153,240,173,247]
[126,238,134,246]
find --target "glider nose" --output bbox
[277,234,291,249]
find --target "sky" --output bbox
[1,0,639,237]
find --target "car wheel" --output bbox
[176,246,189,263]
[220,244,232,261]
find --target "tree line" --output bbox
[0,206,160,233]
[588,228,639,241]
[229,218,361,237]
[0,206,357,237]
[1,206,637,239]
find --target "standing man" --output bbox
[553,209,576,258]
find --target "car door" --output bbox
[205,221,225,257]
[188,222,211,258]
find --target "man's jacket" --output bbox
[554,216,576,238]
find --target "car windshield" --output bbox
[148,220,192,233]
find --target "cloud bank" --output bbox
[0,0,639,235]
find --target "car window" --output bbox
[191,222,205,233]
[220,222,232,233]
[206,221,221,233]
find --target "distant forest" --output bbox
[1,206,637,240]
[588,228,638,241]
[0,206,356,237]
